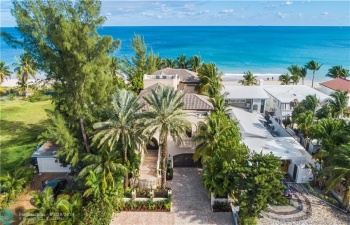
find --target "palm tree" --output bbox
[79,146,126,195]
[328,90,349,118]
[110,57,125,88]
[325,143,350,206]
[209,94,232,117]
[294,110,315,148]
[13,52,37,97]
[196,63,223,97]
[93,89,145,190]
[326,65,349,79]
[175,54,189,69]
[141,86,191,189]
[304,94,319,115]
[21,189,82,224]
[0,61,11,84]
[287,64,301,85]
[299,67,307,85]
[306,60,322,88]
[161,58,177,68]
[239,70,258,86]
[188,55,202,73]
[278,73,292,85]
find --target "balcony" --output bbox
[179,138,197,148]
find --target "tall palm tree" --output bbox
[196,63,223,97]
[326,65,349,79]
[13,52,37,96]
[306,60,322,88]
[239,70,258,86]
[304,94,319,115]
[287,64,301,85]
[278,73,292,85]
[325,143,350,206]
[141,86,191,189]
[294,110,315,148]
[188,55,202,73]
[299,67,307,85]
[93,89,145,189]
[175,54,188,69]
[209,94,232,117]
[328,90,349,118]
[161,58,177,68]
[0,61,11,84]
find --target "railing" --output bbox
[179,138,197,148]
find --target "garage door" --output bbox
[173,154,201,167]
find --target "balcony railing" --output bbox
[179,138,197,148]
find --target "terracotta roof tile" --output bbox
[320,78,350,92]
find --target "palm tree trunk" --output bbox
[79,117,91,153]
[161,134,168,190]
[302,78,305,85]
[124,147,129,190]
[311,71,315,88]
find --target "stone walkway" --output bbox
[111,168,350,225]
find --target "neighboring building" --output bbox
[146,68,199,93]
[222,85,269,114]
[137,77,213,188]
[231,107,314,183]
[319,78,350,116]
[264,85,330,120]
[32,142,71,173]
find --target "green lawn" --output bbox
[0,98,53,174]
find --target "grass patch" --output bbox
[0,98,53,174]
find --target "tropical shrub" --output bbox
[123,197,172,211]
[27,90,51,102]
[83,197,115,225]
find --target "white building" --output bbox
[264,85,330,121]
[222,85,269,114]
[32,142,71,173]
[231,107,314,183]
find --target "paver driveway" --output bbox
[111,168,232,225]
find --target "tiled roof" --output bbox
[139,85,213,111]
[151,68,199,83]
[320,78,350,92]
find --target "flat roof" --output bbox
[231,107,305,160]
[32,142,61,158]
[222,86,269,99]
[263,85,330,103]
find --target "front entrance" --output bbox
[173,154,201,167]
[280,160,290,172]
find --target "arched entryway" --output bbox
[173,153,201,167]
[146,137,159,150]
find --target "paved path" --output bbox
[111,168,232,225]
[111,168,350,225]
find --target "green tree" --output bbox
[141,86,191,189]
[122,34,158,93]
[239,70,258,86]
[0,61,11,84]
[196,63,223,97]
[278,73,292,85]
[188,55,202,72]
[328,90,349,118]
[299,66,308,85]
[306,60,322,88]
[209,94,232,117]
[326,65,349,79]
[161,58,177,68]
[175,54,190,69]
[110,56,125,89]
[292,94,319,120]
[21,189,83,225]
[287,64,301,85]
[325,143,350,206]
[93,89,146,189]
[294,110,315,148]
[13,52,37,96]
[6,0,121,157]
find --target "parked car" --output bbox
[281,179,292,199]
[30,178,67,205]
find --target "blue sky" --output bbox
[1,1,349,27]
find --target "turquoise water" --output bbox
[1,26,349,82]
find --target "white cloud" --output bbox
[298,13,303,17]
[105,12,112,16]
[222,9,234,13]
[141,12,154,17]
[285,1,293,5]
[321,11,329,16]
[276,12,288,19]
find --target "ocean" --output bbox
[1,26,349,82]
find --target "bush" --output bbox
[123,197,172,211]
[27,91,51,102]
[166,167,173,180]
[82,198,114,225]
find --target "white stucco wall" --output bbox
[143,75,180,89]
[37,158,71,173]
